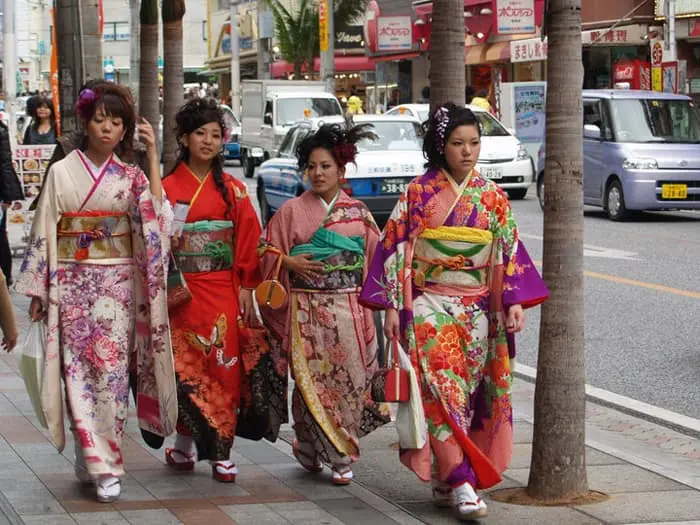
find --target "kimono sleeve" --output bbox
[490,189,548,311]
[15,164,61,303]
[232,182,262,289]
[131,167,173,265]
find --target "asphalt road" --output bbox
[233,164,700,419]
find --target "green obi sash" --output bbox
[174,220,235,273]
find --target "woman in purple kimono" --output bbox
[360,103,548,520]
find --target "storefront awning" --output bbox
[270,56,375,78]
[370,52,421,63]
[465,41,510,65]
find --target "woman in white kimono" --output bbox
[15,83,177,503]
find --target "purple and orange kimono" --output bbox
[360,168,548,489]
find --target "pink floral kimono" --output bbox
[259,190,389,467]
[15,150,177,478]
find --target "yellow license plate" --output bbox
[661,184,688,199]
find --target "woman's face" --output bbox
[86,105,125,155]
[443,124,481,178]
[307,147,344,198]
[36,104,52,121]
[182,122,223,164]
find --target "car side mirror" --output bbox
[264,113,273,126]
[583,124,601,140]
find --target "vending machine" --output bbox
[612,59,651,90]
[499,81,547,160]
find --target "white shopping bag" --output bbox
[17,322,48,428]
[395,344,427,449]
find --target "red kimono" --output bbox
[163,164,261,460]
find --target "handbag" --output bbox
[395,341,427,449]
[371,337,410,403]
[17,321,48,428]
[167,254,192,311]
[255,250,287,309]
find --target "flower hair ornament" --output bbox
[434,106,450,154]
[332,142,358,166]
[75,88,98,121]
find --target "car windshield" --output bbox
[474,112,510,137]
[357,121,423,151]
[608,98,700,143]
[277,98,342,125]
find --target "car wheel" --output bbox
[242,153,255,179]
[258,184,272,226]
[537,174,544,211]
[508,188,528,200]
[605,179,629,221]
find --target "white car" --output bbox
[256,114,425,227]
[387,103,534,199]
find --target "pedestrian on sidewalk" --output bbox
[162,98,262,483]
[258,121,390,486]
[14,83,177,504]
[360,103,549,521]
[0,272,18,351]
[22,95,57,146]
[0,119,24,285]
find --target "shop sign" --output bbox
[510,38,548,63]
[582,25,647,46]
[319,0,329,52]
[652,66,663,92]
[690,20,700,38]
[651,41,664,67]
[662,62,678,93]
[377,16,412,51]
[690,78,700,94]
[336,25,364,50]
[655,0,700,18]
[496,0,536,35]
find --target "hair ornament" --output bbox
[75,88,97,121]
[435,106,450,154]
[332,142,357,166]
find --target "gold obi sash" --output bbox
[412,226,493,294]
[57,212,132,262]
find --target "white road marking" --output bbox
[519,233,641,261]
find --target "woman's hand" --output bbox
[29,297,44,322]
[384,308,400,340]
[283,253,325,279]
[506,304,525,333]
[137,117,158,159]
[139,117,163,203]
[239,288,259,327]
[2,335,17,352]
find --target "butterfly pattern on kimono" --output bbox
[185,314,238,369]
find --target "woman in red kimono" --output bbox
[162,98,261,482]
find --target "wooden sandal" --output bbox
[165,447,195,471]
[211,461,238,483]
[331,466,354,486]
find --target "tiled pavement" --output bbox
[4,289,700,524]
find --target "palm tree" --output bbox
[527,0,588,500]
[263,0,367,79]
[162,0,186,174]
[139,0,159,145]
[428,0,465,110]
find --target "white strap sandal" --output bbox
[331,466,354,486]
[95,476,121,503]
[453,482,487,520]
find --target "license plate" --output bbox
[481,166,503,180]
[380,179,409,194]
[661,184,687,199]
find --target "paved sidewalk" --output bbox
[3,290,700,524]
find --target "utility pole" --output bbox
[666,0,677,62]
[257,5,273,80]
[319,0,335,93]
[55,0,84,134]
[2,0,18,150]
[230,0,240,118]
[81,0,103,82]
[130,0,141,105]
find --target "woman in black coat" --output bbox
[0,121,24,285]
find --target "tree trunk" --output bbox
[527,0,588,501]
[139,0,159,149]
[162,0,186,175]
[81,0,103,82]
[428,0,465,111]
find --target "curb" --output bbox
[513,364,700,440]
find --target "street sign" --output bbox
[319,0,329,52]
[652,66,663,92]
[651,41,664,67]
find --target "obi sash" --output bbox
[57,212,132,262]
[174,220,234,273]
[412,226,494,295]
[289,227,365,291]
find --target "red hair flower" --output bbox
[333,142,357,166]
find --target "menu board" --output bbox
[514,85,546,142]
[7,145,56,252]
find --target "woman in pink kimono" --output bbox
[15,84,177,503]
[259,122,389,485]
[361,104,548,520]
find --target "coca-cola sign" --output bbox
[377,16,412,52]
[497,0,536,35]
